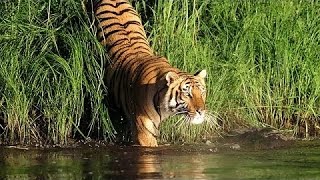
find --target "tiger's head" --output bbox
[164,70,207,124]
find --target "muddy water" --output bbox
[1,143,320,179]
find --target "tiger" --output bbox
[94,0,207,147]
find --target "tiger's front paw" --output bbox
[137,132,158,147]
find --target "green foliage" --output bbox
[140,0,320,141]
[0,0,113,145]
[1,0,320,145]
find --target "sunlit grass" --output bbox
[0,0,113,145]
[141,0,320,141]
[1,0,320,145]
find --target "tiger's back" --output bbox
[95,0,169,111]
[94,0,207,147]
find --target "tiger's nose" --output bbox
[196,109,204,116]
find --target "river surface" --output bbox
[1,142,320,179]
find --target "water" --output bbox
[1,143,320,179]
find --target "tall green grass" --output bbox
[1,0,320,145]
[141,0,320,140]
[0,0,113,145]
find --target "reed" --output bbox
[0,0,113,145]
[1,0,320,145]
[140,0,320,141]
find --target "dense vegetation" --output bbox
[1,0,320,145]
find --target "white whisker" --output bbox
[203,111,222,130]
[171,110,222,132]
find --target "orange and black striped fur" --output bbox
[94,0,207,147]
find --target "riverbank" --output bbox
[2,127,319,153]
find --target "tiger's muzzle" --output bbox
[187,108,205,124]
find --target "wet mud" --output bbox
[1,127,316,153]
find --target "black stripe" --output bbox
[96,16,119,24]
[133,61,169,83]
[136,62,171,81]
[109,52,150,91]
[177,72,188,76]
[106,36,149,54]
[95,16,118,33]
[146,66,175,81]
[98,29,123,42]
[119,54,150,82]
[101,31,148,51]
[169,87,175,105]
[115,59,141,106]
[153,85,167,114]
[107,38,151,57]
[123,30,147,39]
[141,108,155,123]
[120,51,149,70]
[110,44,130,59]
[97,20,142,33]
[119,51,151,63]
[131,38,150,47]
[141,66,173,84]
[110,45,128,60]
[132,42,150,50]
[117,56,162,86]
[112,44,150,61]
[136,57,168,71]
[130,56,160,80]
[96,8,138,17]
[99,1,127,8]
[104,30,147,44]
[106,37,128,52]
[140,107,160,136]
[129,36,148,42]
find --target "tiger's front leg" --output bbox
[133,116,159,147]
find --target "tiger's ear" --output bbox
[166,71,179,86]
[194,69,207,79]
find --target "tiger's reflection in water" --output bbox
[104,147,208,179]
[0,146,210,179]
